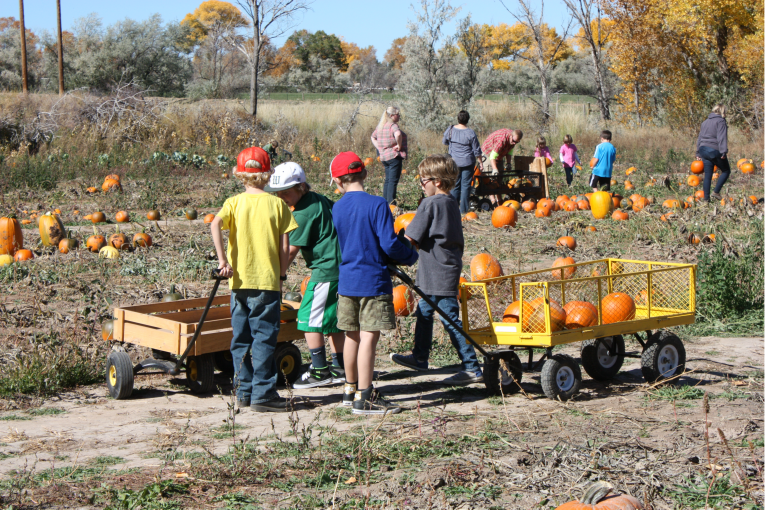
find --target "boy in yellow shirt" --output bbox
[211,147,298,412]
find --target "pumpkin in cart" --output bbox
[502,300,533,323]
[38,212,66,247]
[392,285,416,316]
[555,481,643,510]
[551,257,576,280]
[394,212,415,234]
[563,301,598,329]
[523,297,567,332]
[601,292,636,324]
[491,206,517,228]
[470,253,503,281]
[0,215,23,255]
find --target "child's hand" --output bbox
[217,261,233,278]
[405,234,419,250]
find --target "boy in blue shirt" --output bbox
[331,152,418,415]
[590,130,616,192]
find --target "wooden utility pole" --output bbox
[56,0,64,96]
[19,0,29,94]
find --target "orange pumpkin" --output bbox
[91,211,106,224]
[58,235,78,254]
[115,211,130,223]
[521,200,536,212]
[747,195,758,205]
[86,234,107,253]
[86,186,99,194]
[563,301,598,329]
[0,216,23,255]
[624,180,634,190]
[625,167,636,175]
[610,178,617,186]
[537,198,555,210]
[491,206,517,228]
[555,195,570,206]
[300,276,311,294]
[132,232,152,248]
[462,211,478,222]
[557,236,576,250]
[504,200,521,211]
[392,285,416,317]
[663,198,681,209]
[363,157,374,167]
[694,190,705,200]
[13,249,34,261]
[535,207,551,217]
[589,157,597,168]
[619,198,633,210]
[109,232,129,250]
[741,162,756,174]
[147,210,161,221]
[612,210,629,221]
[393,212,415,234]
[632,196,648,212]
[105,173,121,182]
[660,213,675,222]
[203,213,215,224]
[563,201,578,212]
[502,300,532,323]
[686,175,700,187]
[576,200,590,211]
[523,298,566,333]
[551,257,576,280]
[610,194,622,209]
[555,481,644,510]
[102,178,121,192]
[601,293,636,324]
[690,160,704,174]
[586,225,597,232]
[470,253,503,281]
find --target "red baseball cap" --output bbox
[236,147,271,173]
[330,152,365,178]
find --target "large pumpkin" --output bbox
[524,297,566,332]
[392,285,416,316]
[38,212,66,247]
[491,206,517,228]
[394,212,415,234]
[502,300,533,323]
[590,191,614,219]
[0,215,23,255]
[563,301,598,329]
[601,292,636,324]
[690,160,704,174]
[555,481,643,510]
[470,253,503,281]
[741,162,755,174]
[551,257,576,280]
[102,178,121,192]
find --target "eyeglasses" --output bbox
[419,178,434,186]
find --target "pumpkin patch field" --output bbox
[0,98,761,509]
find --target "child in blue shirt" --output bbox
[330,152,418,415]
[590,130,616,192]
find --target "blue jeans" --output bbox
[698,146,731,200]
[383,156,403,203]
[230,289,281,404]
[412,296,480,373]
[450,165,474,214]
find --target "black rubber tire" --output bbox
[275,342,302,386]
[484,351,523,396]
[213,350,235,377]
[186,354,215,394]
[151,349,174,361]
[540,354,582,401]
[106,351,134,400]
[641,330,686,382]
[478,198,494,212]
[580,336,625,381]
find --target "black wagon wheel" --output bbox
[541,354,582,401]
[641,330,686,383]
[186,354,215,394]
[484,351,523,396]
[580,336,625,381]
[106,351,134,400]
[275,342,303,386]
[213,350,235,377]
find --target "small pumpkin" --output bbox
[624,180,634,190]
[394,212,416,234]
[203,213,216,224]
[504,200,521,211]
[554,481,643,510]
[694,190,705,200]
[99,246,120,259]
[601,292,636,324]
[101,319,115,341]
[557,236,576,250]
[535,207,550,218]
[184,208,198,221]
[392,285,416,317]
[470,253,503,281]
[115,211,130,223]
[610,178,617,186]
[13,249,34,262]
[86,186,99,194]
[563,301,598,329]
[491,206,517,228]
[686,175,700,187]
[462,212,478,222]
[0,254,13,266]
[612,210,629,221]
[551,257,576,280]
[564,201,578,212]
[87,227,107,253]
[147,209,161,221]
[109,227,129,250]
[619,198,633,210]
[662,198,681,209]
[521,200,536,212]
[284,291,302,302]
[0,215,23,255]
[690,160,704,174]
[688,233,701,245]
[38,212,66,247]
[105,173,121,182]
[363,157,374,166]
[576,199,590,211]
[162,284,184,302]
[58,231,79,254]
[585,225,597,232]
[611,194,623,209]
[741,162,755,174]
[523,297,566,333]
[91,211,106,224]
[589,157,597,168]
[625,166,636,175]
[102,178,121,192]
[133,231,153,248]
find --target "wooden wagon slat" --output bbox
[118,294,230,314]
[123,322,180,353]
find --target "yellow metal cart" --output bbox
[457,258,696,400]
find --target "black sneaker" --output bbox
[342,383,356,407]
[352,387,402,415]
[251,396,292,413]
[329,365,346,384]
[293,367,335,389]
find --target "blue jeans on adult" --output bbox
[450,165,474,214]
[230,289,281,404]
[383,156,403,204]
[698,146,731,200]
[412,296,480,373]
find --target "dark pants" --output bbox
[450,165,474,214]
[563,164,574,186]
[230,289,281,404]
[589,174,611,191]
[698,146,731,200]
[382,156,403,204]
[412,296,480,373]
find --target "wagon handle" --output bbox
[169,269,226,375]
[387,265,492,359]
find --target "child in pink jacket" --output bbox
[559,134,580,186]
[534,137,553,167]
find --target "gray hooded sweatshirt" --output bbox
[696,113,728,156]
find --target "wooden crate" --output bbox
[111,296,302,356]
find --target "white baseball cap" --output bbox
[264,162,306,192]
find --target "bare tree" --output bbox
[56,0,64,96]
[18,0,28,94]
[499,0,571,128]
[562,0,612,120]
[233,0,311,120]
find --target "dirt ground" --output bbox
[1,334,762,509]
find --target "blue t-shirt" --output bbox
[332,191,418,297]
[592,141,616,178]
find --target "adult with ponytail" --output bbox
[371,106,408,204]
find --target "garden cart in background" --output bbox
[469,155,550,211]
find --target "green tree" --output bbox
[288,30,346,71]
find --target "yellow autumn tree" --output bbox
[340,39,376,70]
[487,22,573,71]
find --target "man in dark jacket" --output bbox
[695,104,730,202]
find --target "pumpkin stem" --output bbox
[580,481,614,504]
[170,284,175,294]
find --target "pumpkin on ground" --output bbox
[694,190,705,200]
[611,194,622,209]
[58,233,79,254]
[663,198,681,209]
[87,229,107,252]
[576,199,590,211]
[394,212,415,234]
[551,257,576,280]
[38,212,66,247]
[14,249,34,261]
[0,215,23,255]
[147,210,161,221]
[491,206,517,228]
[619,198,633,210]
[589,191,614,219]
[462,212,478,222]
[624,180,634,190]
[0,254,13,266]
[586,225,597,232]
[504,200,521,211]
[589,157,597,168]
[163,284,184,302]
[741,162,755,174]
[563,201,577,212]
[184,208,198,220]
[521,200,536,212]
[554,481,643,510]
[632,196,648,212]
[470,253,503,281]
[91,211,106,224]
[392,285,417,316]
[204,214,216,224]
[535,207,552,217]
[115,211,130,223]
[601,293,636,324]
[133,231,153,248]
[557,236,576,250]
[364,157,374,167]
[612,210,629,221]
[537,198,555,210]
[563,301,598,329]
[99,246,120,259]
[109,229,129,250]
[686,175,700,187]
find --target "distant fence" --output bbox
[258,91,598,105]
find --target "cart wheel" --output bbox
[641,331,686,382]
[151,349,174,361]
[275,342,302,386]
[468,196,479,212]
[186,354,215,394]
[541,354,582,401]
[484,351,523,396]
[106,351,134,400]
[580,336,625,381]
[213,350,235,377]
[478,198,493,212]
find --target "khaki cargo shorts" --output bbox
[337,294,396,331]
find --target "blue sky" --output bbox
[4,0,572,59]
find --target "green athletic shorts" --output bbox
[297,281,343,334]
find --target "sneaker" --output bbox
[440,370,484,386]
[352,387,402,415]
[342,383,357,406]
[251,396,292,413]
[292,367,336,389]
[329,365,346,384]
[236,397,250,407]
[711,192,723,200]
[390,353,428,372]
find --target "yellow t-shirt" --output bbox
[217,192,298,290]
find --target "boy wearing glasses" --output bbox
[390,155,483,385]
